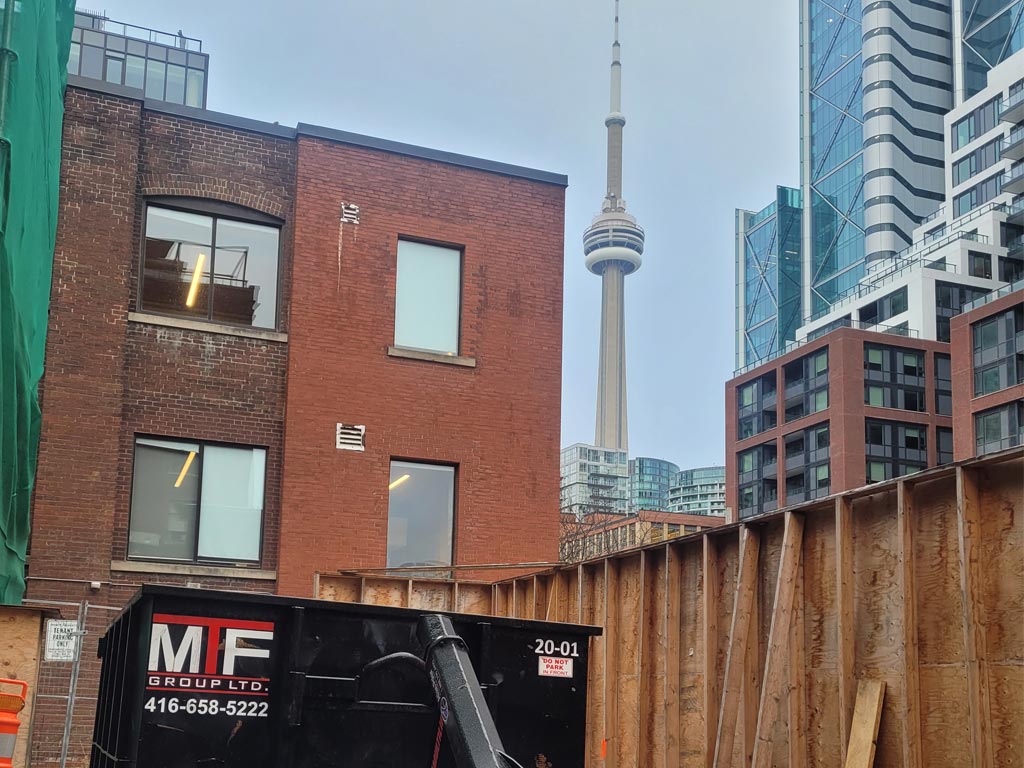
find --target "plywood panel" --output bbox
[314,453,1023,768]
[455,584,493,615]
[317,575,361,602]
[362,578,407,607]
[0,608,43,768]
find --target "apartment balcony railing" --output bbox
[76,12,203,51]
[1004,163,1024,196]
[962,277,1024,313]
[807,231,983,323]
[1000,88,1024,124]
[1003,126,1024,162]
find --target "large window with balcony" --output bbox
[142,203,281,329]
[783,422,830,504]
[737,441,778,519]
[865,419,928,483]
[951,96,1001,151]
[128,437,266,563]
[858,287,907,326]
[975,401,1024,455]
[864,344,926,412]
[973,305,1024,396]
[737,372,777,440]
[783,349,829,422]
[935,281,991,342]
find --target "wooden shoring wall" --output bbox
[317,451,1023,767]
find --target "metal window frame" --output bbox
[126,434,268,566]
[139,199,283,331]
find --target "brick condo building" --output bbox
[25,73,565,765]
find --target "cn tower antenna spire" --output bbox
[584,0,644,452]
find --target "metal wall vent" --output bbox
[336,423,366,451]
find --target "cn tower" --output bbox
[584,0,644,452]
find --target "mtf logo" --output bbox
[147,614,274,695]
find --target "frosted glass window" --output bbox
[198,446,265,561]
[394,240,461,354]
[387,461,455,573]
[128,437,265,564]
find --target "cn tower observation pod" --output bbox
[583,210,645,275]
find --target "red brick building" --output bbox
[25,76,565,765]
[950,285,1024,460]
[725,328,954,519]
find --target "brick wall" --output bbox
[26,85,295,767]
[278,136,565,594]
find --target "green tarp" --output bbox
[0,0,75,604]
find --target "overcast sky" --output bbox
[94,0,800,470]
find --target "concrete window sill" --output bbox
[128,311,288,343]
[387,346,476,367]
[111,560,277,580]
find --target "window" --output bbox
[969,252,992,279]
[739,382,755,408]
[813,350,828,375]
[813,389,828,412]
[128,437,266,563]
[864,344,926,412]
[867,386,884,407]
[935,354,953,416]
[142,204,281,329]
[387,461,455,571]
[859,287,907,327]
[867,461,889,483]
[394,240,462,355]
[867,347,883,372]
[937,427,954,465]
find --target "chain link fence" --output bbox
[27,600,121,768]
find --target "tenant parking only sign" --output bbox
[45,619,80,662]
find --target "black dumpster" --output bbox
[90,585,600,768]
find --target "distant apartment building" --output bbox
[628,456,679,511]
[726,331,953,518]
[667,466,726,516]
[560,443,629,517]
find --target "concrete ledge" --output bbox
[387,346,477,368]
[128,312,288,342]
[111,560,277,580]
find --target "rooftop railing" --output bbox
[75,12,203,52]
[961,277,1024,313]
[732,320,919,377]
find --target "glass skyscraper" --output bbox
[799,1,953,316]
[956,0,1024,100]
[803,0,867,315]
[736,187,803,369]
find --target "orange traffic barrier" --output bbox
[0,679,27,768]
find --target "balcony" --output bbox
[1004,127,1024,162]
[1008,197,1024,227]
[962,277,1024,313]
[1000,89,1024,124]
[1003,163,1024,196]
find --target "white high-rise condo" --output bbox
[584,0,644,452]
